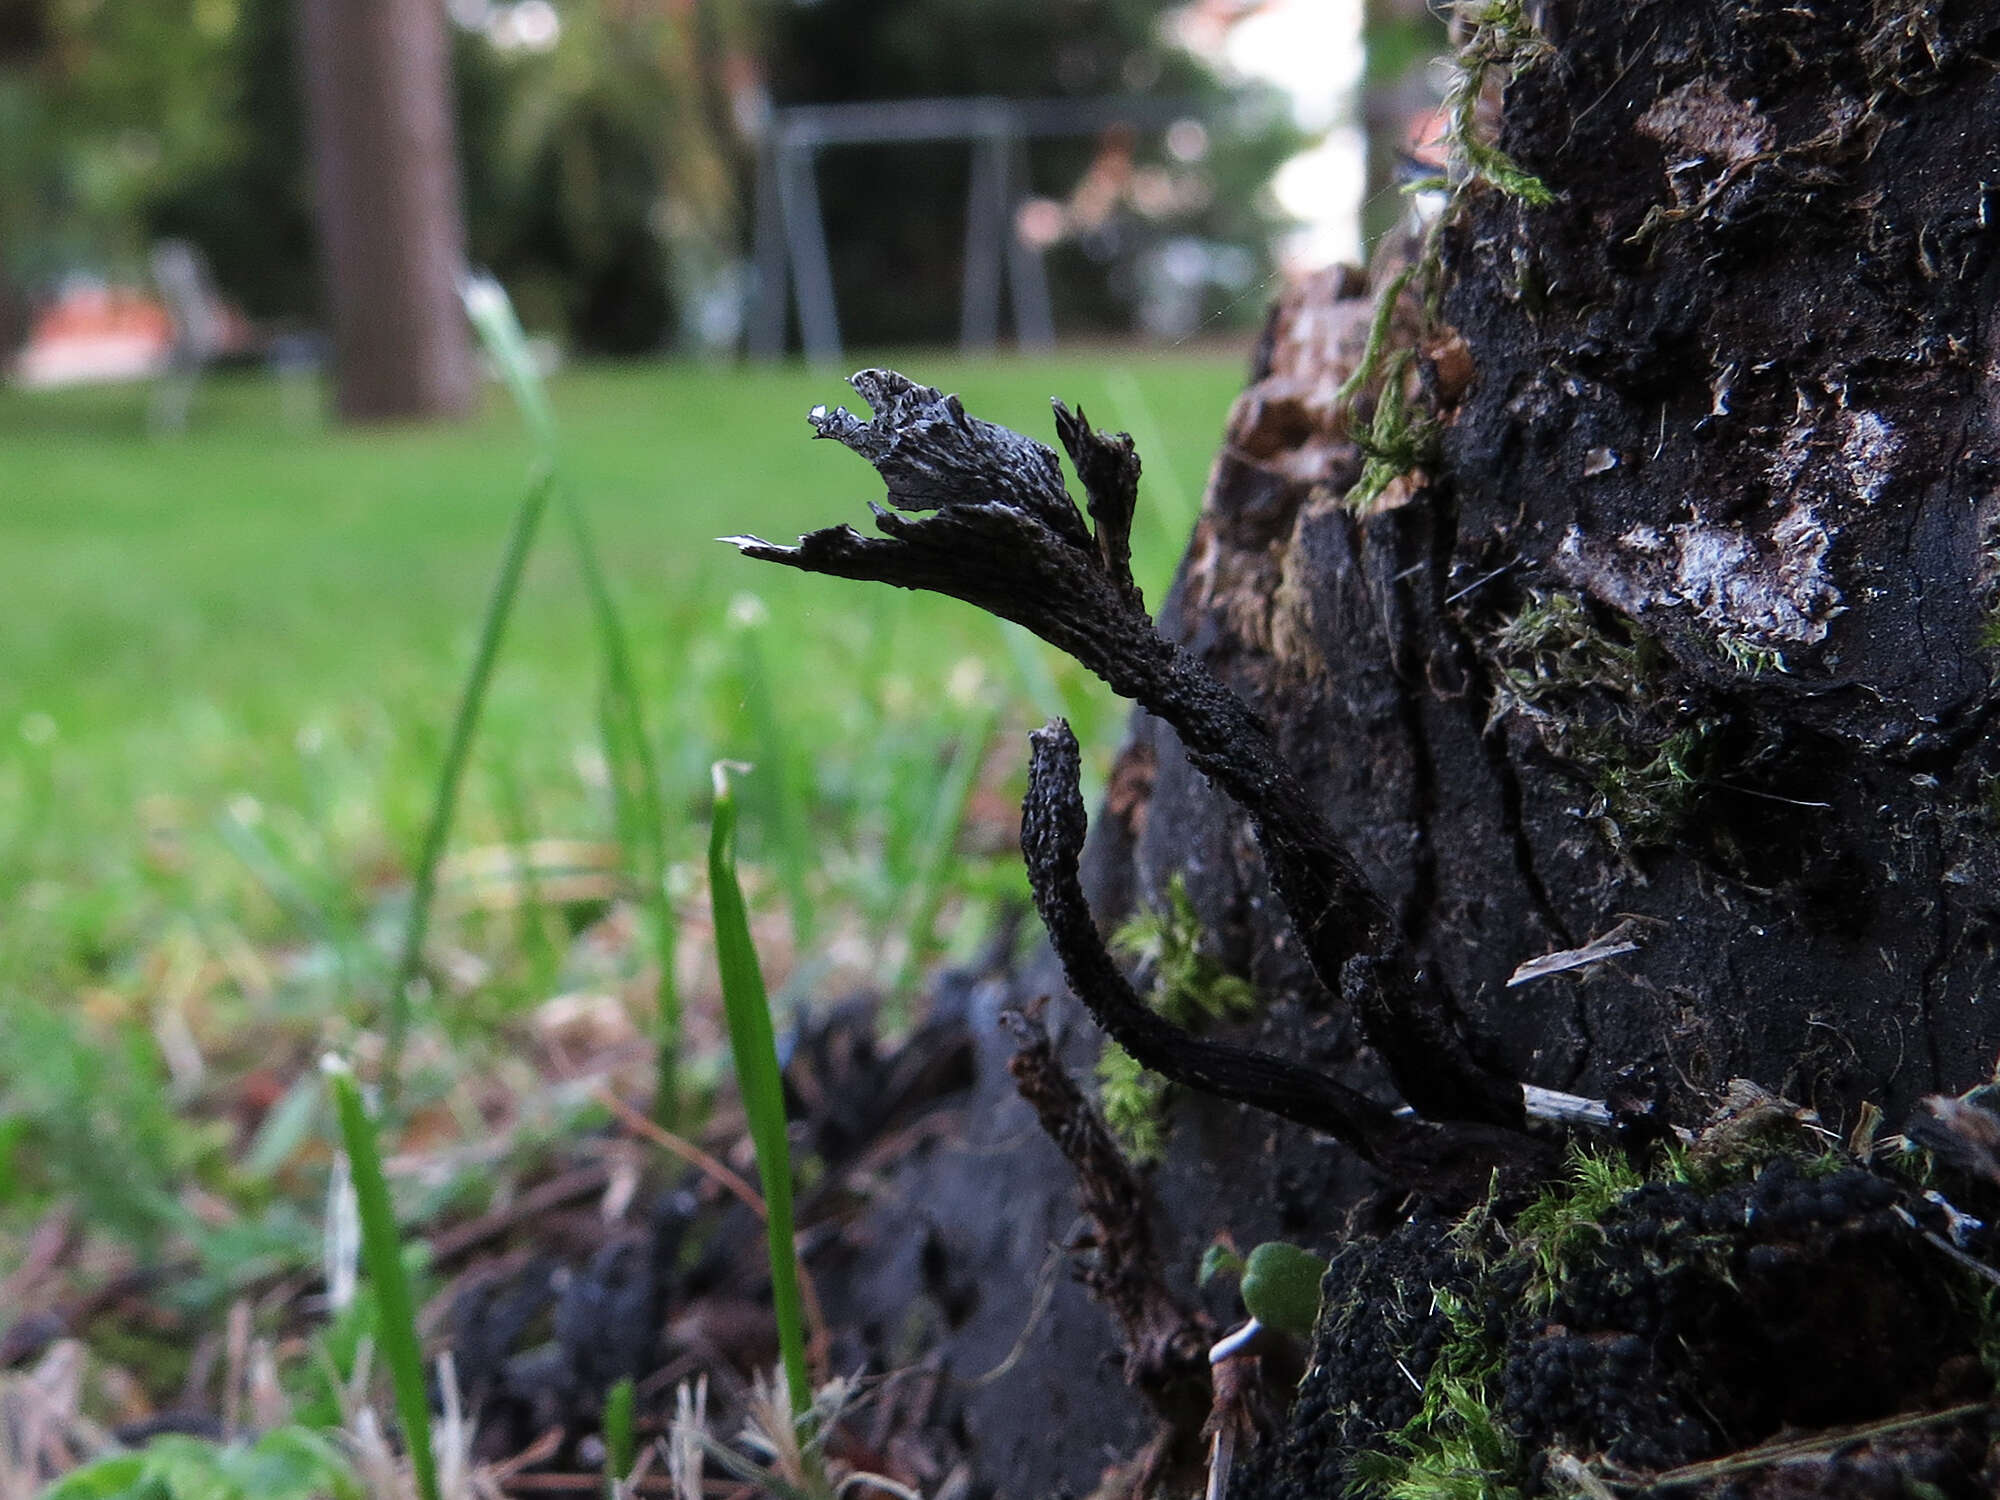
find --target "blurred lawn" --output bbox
[0,351,1247,1020]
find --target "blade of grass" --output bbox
[733,604,816,955]
[464,269,684,1127]
[322,1056,440,1500]
[215,808,369,998]
[1102,367,1196,570]
[881,703,999,1015]
[462,271,556,455]
[708,762,810,1421]
[603,1374,636,1497]
[997,619,1064,719]
[487,758,563,996]
[565,496,683,1127]
[385,464,554,1095]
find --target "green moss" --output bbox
[1341,1127,1992,1497]
[1348,1286,1523,1500]
[1346,351,1442,517]
[1583,719,1721,848]
[1488,591,1646,703]
[1441,0,1555,207]
[1332,0,1553,516]
[1112,873,1258,1029]
[1485,590,1722,848]
[1095,1041,1169,1166]
[1713,630,1787,678]
[1509,1146,1647,1305]
[1094,875,1260,1163]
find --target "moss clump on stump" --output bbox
[1232,1148,1999,1499]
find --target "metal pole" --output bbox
[958,115,1010,351]
[776,139,842,363]
[1003,133,1057,350]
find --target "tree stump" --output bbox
[773,1,2000,1491]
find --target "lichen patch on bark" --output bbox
[1554,501,1839,654]
[1636,77,1775,166]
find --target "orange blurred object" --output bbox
[9,275,254,389]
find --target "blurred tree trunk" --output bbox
[297,0,474,422]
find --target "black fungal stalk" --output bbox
[730,369,1524,1134]
[1022,719,1402,1160]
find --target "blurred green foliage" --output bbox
[42,1428,363,1500]
[0,0,1296,354]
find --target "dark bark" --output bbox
[297,0,475,423]
[758,0,2000,1492]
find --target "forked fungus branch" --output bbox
[730,369,1544,1185]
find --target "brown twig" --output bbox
[426,1162,616,1265]
[1603,1401,1995,1490]
[597,1087,766,1217]
[597,1088,834,1384]
[1004,1004,1214,1489]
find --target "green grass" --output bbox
[708,763,812,1422]
[324,1057,440,1500]
[0,354,1238,979]
[0,350,1245,1262]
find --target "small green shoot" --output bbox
[322,1057,441,1500]
[708,762,811,1422]
[603,1375,637,1497]
[1240,1241,1330,1339]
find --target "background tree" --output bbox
[297,0,475,421]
